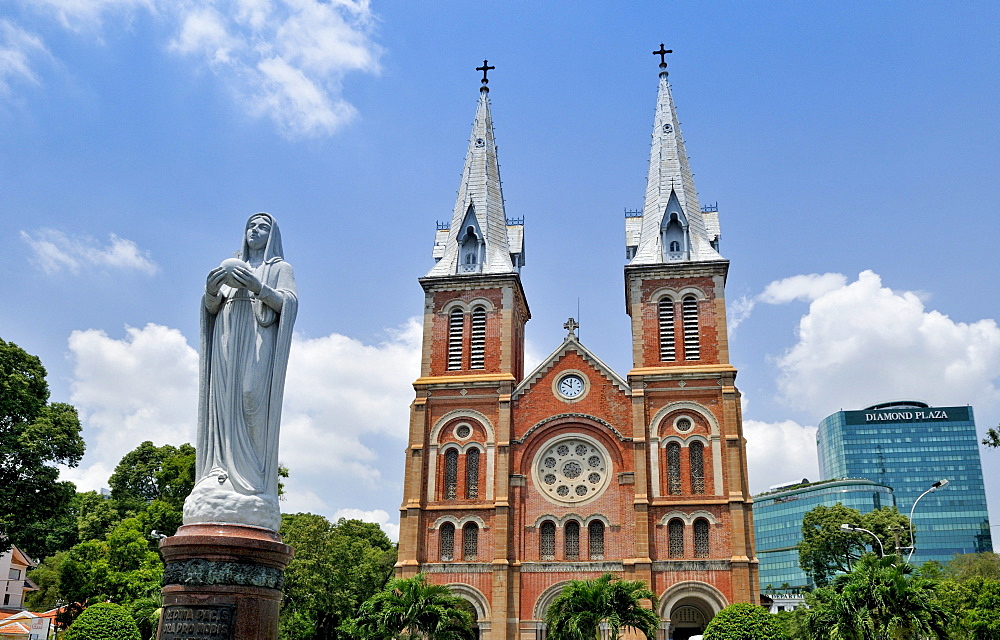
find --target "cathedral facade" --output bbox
[396,58,758,640]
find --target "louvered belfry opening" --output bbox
[448,308,464,370]
[658,297,676,361]
[682,295,700,359]
[470,307,486,369]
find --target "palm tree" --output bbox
[346,573,475,640]
[545,573,659,640]
[801,554,947,640]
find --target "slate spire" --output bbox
[629,53,722,265]
[427,62,522,277]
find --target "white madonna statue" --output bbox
[183,213,297,531]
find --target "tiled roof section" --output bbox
[427,90,515,277]
[630,71,723,265]
[702,208,720,243]
[513,334,630,399]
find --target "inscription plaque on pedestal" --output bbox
[160,604,236,640]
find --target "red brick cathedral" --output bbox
[396,56,758,640]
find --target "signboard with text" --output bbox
[843,405,970,426]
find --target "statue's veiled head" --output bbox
[240,212,284,262]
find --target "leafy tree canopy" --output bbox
[798,503,911,586]
[0,338,85,556]
[108,440,195,513]
[800,554,946,640]
[279,513,397,640]
[944,552,1000,583]
[703,602,786,640]
[346,573,474,640]
[64,602,141,640]
[544,573,659,640]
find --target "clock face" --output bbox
[558,374,585,398]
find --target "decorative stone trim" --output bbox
[514,413,628,444]
[651,560,730,571]
[420,563,494,574]
[520,561,624,573]
[163,559,285,590]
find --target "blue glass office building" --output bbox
[754,479,895,590]
[818,401,992,564]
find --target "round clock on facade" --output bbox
[557,374,585,399]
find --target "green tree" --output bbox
[544,573,659,640]
[279,514,397,640]
[58,517,163,625]
[108,441,196,514]
[130,593,163,640]
[703,602,786,640]
[76,490,122,542]
[798,503,911,586]
[24,550,67,610]
[944,552,1000,582]
[800,554,946,640]
[982,427,1000,448]
[346,573,474,640]
[0,338,85,557]
[64,602,141,640]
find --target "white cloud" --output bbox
[12,0,381,136]
[744,419,819,495]
[774,270,1000,416]
[65,323,199,490]
[0,19,49,95]
[729,273,847,331]
[333,507,399,542]
[21,229,159,275]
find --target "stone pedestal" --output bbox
[157,524,293,640]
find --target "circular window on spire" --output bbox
[663,123,673,134]
[532,434,611,505]
[475,138,485,148]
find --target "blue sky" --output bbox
[2,1,999,543]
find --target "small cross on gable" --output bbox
[563,317,579,337]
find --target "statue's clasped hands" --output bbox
[206,262,264,296]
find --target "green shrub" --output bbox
[703,602,786,640]
[64,602,142,640]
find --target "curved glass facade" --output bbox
[754,479,894,589]
[817,403,992,564]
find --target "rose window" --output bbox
[533,436,611,504]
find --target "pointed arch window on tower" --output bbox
[666,442,682,495]
[463,522,479,560]
[658,297,676,362]
[682,295,700,360]
[668,519,685,558]
[465,448,480,499]
[564,521,580,560]
[447,309,464,370]
[661,211,688,261]
[588,521,605,559]
[470,307,486,369]
[444,448,459,499]
[440,522,455,561]
[459,227,483,274]
[540,521,556,561]
[694,519,710,558]
[690,441,705,494]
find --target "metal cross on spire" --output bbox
[653,44,672,69]
[563,317,579,337]
[476,59,495,92]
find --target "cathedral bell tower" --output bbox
[396,62,528,640]
[623,47,758,611]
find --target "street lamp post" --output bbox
[908,478,949,562]
[841,523,886,557]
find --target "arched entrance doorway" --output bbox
[657,581,728,640]
[448,583,491,640]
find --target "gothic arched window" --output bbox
[694,519,710,558]
[666,442,682,495]
[470,307,486,369]
[463,522,479,560]
[690,441,705,494]
[540,521,556,561]
[588,521,605,559]
[447,309,464,370]
[668,519,684,558]
[669,240,680,252]
[565,521,580,560]
[444,448,458,499]
[682,295,700,360]
[440,523,455,561]
[658,297,676,362]
[465,448,480,499]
